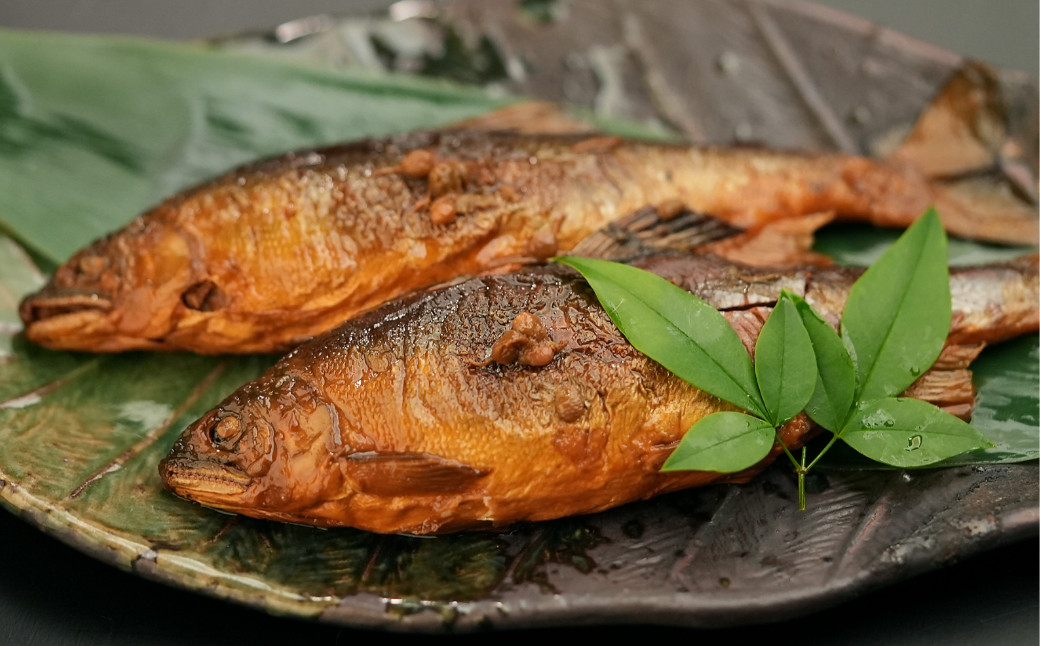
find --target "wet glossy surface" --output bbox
[159,254,1037,533]
[24,128,1031,355]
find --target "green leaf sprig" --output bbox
[557,209,993,509]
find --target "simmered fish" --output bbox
[21,130,1036,354]
[158,253,1039,534]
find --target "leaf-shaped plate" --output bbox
[1,0,1037,635]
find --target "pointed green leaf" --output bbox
[557,256,766,417]
[754,296,816,426]
[661,412,776,473]
[814,222,1034,268]
[840,208,952,397]
[786,291,856,431]
[841,397,993,468]
[840,209,951,400]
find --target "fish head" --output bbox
[19,217,200,352]
[159,374,349,521]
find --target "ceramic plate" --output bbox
[0,0,1036,632]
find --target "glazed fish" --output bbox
[158,253,1039,534]
[20,130,1038,354]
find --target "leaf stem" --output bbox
[776,427,801,467]
[798,447,807,511]
[775,427,808,510]
[805,430,844,472]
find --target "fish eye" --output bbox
[209,415,242,445]
[76,255,107,279]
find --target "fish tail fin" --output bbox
[885,62,1007,179]
[931,176,1039,246]
[879,61,1038,245]
[903,367,977,420]
[903,343,986,420]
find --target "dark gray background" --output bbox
[1,2,1037,645]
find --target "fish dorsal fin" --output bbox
[345,451,490,496]
[570,204,834,267]
[886,62,1006,179]
[569,205,742,260]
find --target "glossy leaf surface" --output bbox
[661,412,776,473]
[840,210,952,401]
[841,397,994,468]
[754,297,816,426]
[557,256,766,417]
[787,291,857,431]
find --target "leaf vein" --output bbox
[66,359,231,499]
[0,359,101,409]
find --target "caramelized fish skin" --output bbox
[21,130,1033,354]
[158,253,1039,534]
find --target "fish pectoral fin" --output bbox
[344,451,490,496]
[569,205,742,260]
[885,61,1005,179]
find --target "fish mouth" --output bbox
[19,289,113,325]
[159,456,253,500]
[17,288,167,352]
